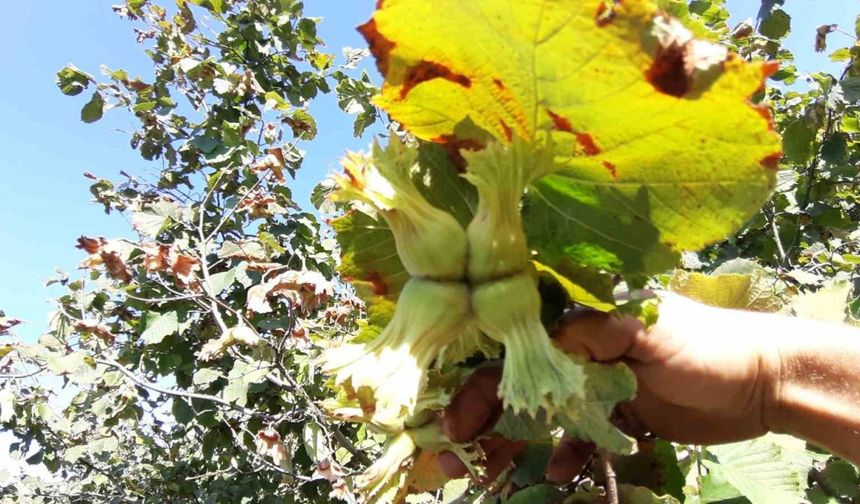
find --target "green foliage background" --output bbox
[0,0,858,503]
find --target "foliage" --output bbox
[0,1,858,504]
[1,0,379,502]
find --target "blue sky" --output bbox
[0,0,855,342]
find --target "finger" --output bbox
[552,308,644,362]
[438,436,527,483]
[438,450,468,479]
[441,366,503,443]
[479,436,527,485]
[546,438,595,484]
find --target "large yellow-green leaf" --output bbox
[361,0,780,276]
[533,260,616,312]
[669,269,782,312]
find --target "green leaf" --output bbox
[441,479,470,503]
[63,445,87,463]
[81,91,105,123]
[556,359,637,454]
[839,77,860,102]
[141,311,180,345]
[286,109,317,140]
[704,434,813,504]
[494,409,551,441]
[46,352,94,376]
[782,119,816,164]
[822,459,860,497]
[504,484,562,504]
[131,200,182,237]
[192,368,223,387]
[759,9,791,39]
[698,467,744,503]
[172,398,195,424]
[533,260,615,312]
[830,48,852,63]
[189,135,219,154]
[208,268,237,295]
[302,422,330,462]
[132,101,158,113]
[510,443,554,487]
[821,134,848,165]
[56,65,93,96]
[617,485,682,504]
[613,440,685,500]
[221,359,267,406]
[264,91,291,112]
[218,240,268,261]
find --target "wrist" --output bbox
[758,335,787,434]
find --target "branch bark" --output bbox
[96,357,271,419]
[600,450,619,504]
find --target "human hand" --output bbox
[437,365,597,484]
[438,293,781,482]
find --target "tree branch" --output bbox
[96,357,271,419]
[600,450,619,504]
[0,365,47,380]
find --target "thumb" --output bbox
[552,307,644,362]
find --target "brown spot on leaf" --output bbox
[171,254,201,284]
[752,104,775,131]
[343,166,363,189]
[400,61,471,99]
[76,236,105,254]
[547,110,600,155]
[432,135,486,172]
[357,19,396,77]
[74,321,116,344]
[363,271,389,296]
[101,251,132,283]
[596,2,616,27]
[547,109,573,133]
[576,133,601,156]
[760,152,782,170]
[493,79,505,90]
[753,60,780,96]
[761,60,780,79]
[143,243,171,272]
[375,0,384,8]
[602,161,617,178]
[499,120,513,142]
[646,44,690,98]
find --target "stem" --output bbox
[0,366,47,380]
[97,357,270,419]
[768,202,788,268]
[600,450,619,504]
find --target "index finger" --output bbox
[441,365,503,443]
[552,307,644,362]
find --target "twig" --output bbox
[124,292,203,303]
[203,167,272,243]
[0,366,47,380]
[600,450,619,504]
[769,203,788,267]
[96,357,269,419]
